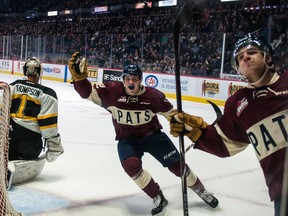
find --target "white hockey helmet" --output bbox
[23,57,43,78]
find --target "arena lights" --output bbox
[135,2,153,9]
[158,0,177,7]
[221,0,241,2]
[59,10,73,15]
[93,6,109,13]
[47,11,58,16]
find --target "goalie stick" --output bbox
[184,100,222,153]
[173,0,207,215]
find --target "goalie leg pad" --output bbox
[7,162,16,190]
[7,155,46,189]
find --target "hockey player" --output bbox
[9,57,64,162]
[169,34,288,216]
[68,52,219,215]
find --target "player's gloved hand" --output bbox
[45,133,64,162]
[169,112,208,142]
[68,51,88,82]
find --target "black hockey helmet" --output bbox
[23,57,43,77]
[231,34,273,71]
[122,65,142,80]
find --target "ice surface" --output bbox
[1,73,273,216]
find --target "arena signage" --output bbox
[102,70,122,83]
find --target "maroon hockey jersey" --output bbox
[195,72,288,201]
[74,79,174,140]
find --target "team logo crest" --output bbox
[236,97,248,117]
[117,96,126,103]
[129,96,139,103]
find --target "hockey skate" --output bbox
[196,189,219,208]
[190,179,219,208]
[151,190,168,216]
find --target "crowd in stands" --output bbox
[0,0,287,77]
[0,0,160,13]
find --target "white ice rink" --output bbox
[1,73,274,216]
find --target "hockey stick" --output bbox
[185,100,222,153]
[173,1,206,215]
[280,146,288,216]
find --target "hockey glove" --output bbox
[169,112,208,142]
[93,82,106,89]
[45,134,64,162]
[68,51,88,82]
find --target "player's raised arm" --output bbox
[68,51,93,99]
[68,51,88,82]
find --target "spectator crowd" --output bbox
[0,0,287,77]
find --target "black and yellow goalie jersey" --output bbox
[10,79,59,139]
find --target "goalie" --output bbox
[8,57,64,188]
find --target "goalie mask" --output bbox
[23,57,43,78]
[122,65,143,81]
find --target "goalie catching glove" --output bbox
[169,112,208,142]
[68,51,88,82]
[45,133,64,162]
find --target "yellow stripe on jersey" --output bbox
[39,123,58,130]
[10,113,38,121]
[37,113,58,120]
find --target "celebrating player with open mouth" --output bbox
[69,52,219,216]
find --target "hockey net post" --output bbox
[0,82,22,216]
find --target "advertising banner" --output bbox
[1,59,247,106]
[0,60,13,73]
[102,69,122,83]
